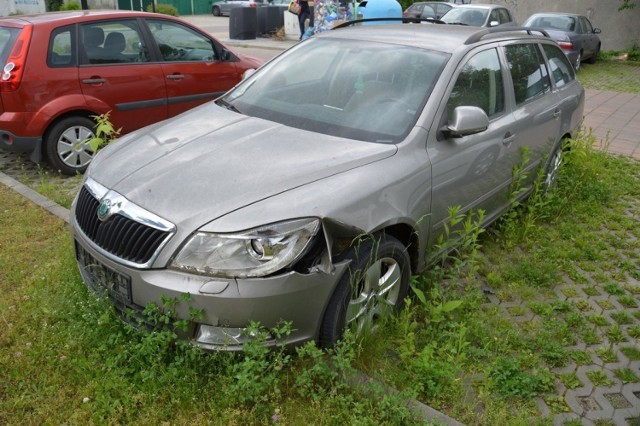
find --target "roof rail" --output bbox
[329,20,550,43]
[331,17,445,30]
[464,26,550,44]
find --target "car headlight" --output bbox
[171,218,320,278]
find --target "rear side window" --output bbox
[80,20,149,65]
[542,44,575,88]
[0,26,21,65]
[580,17,593,33]
[48,25,75,67]
[505,43,551,105]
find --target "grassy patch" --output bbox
[578,60,640,93]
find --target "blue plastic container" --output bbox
[358,0,402,25]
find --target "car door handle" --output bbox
[82,78,106,85]
[553,109,561,119]
[502,132,515,146]
[166,74,185,80]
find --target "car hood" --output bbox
[89,103,397,229]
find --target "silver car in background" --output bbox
[71,24,584,350]
[523,13,601,71]
[440,4,516,27]
[211,0,266,17]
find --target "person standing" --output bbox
[298,0,310,40]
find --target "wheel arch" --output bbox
[379,223,420,275]
[42,109,98,156]
[323,221,420,274]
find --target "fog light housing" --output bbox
[195,324,273,348]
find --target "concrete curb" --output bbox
[0,171,70,224]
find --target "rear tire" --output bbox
[44,116,96,176]
[319,235,410,348]
[543,139,567,191]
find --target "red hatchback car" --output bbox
[0,10,263,175]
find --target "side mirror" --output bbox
[441,106,489,138]
[489,20,499,27]
[593,28,601,34]
[242,69,256,80]
[221,48,231,61]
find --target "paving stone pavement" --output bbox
[482,193,640,425]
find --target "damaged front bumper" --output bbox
[73,232,348,350]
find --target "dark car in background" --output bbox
[523,13,601,71]
[211,0,267,17]
[402,1,454,23]
[0,11,262,175]
[441,4,515,27]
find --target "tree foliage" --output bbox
[620,0,636,10]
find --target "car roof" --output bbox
[527,12,583,18]
[322,24,549,53]
[451,4,507,10]
[0,10,171,26]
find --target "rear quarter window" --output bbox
[0,27,21,65]
[48,25,76,67]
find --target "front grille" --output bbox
[75,185,171,265]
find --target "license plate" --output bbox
[75,241,132,306]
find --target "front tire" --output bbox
[319,235,410,348]
[44,116,96,175]
[212,6,221,16]
[586,44,600,64]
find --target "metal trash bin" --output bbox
[267,6,286,33]
[229,7,258,40]
[257,6,286,35]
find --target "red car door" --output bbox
[144,18,242,117]
[78,20,168,133]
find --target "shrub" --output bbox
[60,1,81,10]
[146,3,179,16]
[46,0,64,11]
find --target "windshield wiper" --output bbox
[447,22,469,26]
[216,98,241,114]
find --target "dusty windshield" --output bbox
[221,38,448,144]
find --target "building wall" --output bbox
[492,0,640,51]
[88,0,118,8]
[1,0,46,16]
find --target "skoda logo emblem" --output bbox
[97,199,112,222]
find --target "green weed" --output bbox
[586,370,613,387]
[613,368,639,383]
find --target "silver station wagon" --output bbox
[71,24,584,350]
